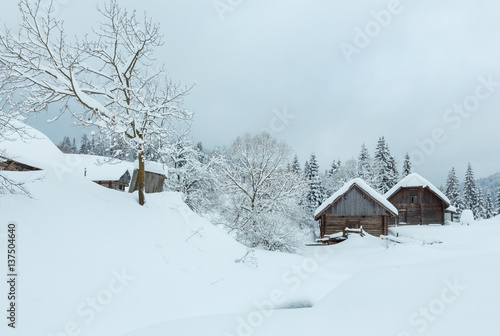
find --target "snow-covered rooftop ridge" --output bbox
[384,173,451,205]
[134,160,167,176]
[0,119,64,170]
[446,205,457,213]
[314,178,398,218]
[69,154,134,181]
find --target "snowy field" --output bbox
[0,129,499,336]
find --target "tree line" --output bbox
[445,164,499,221]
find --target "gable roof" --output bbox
[0,120,64,170]
[314,178,398,219]
[384,173,451,206]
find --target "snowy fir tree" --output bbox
[304,161,311,181]
[357,144,372,184]
[306,153,326,213]
[327,159,341,178]
[445,167,462,220]
[79,133,91,154]
[402,153,412,178]
[71,138,77,153]
[475,186,485,220]
[388,155,399,187]
[497,187,500,215]
[373,136,397,194]
[290,155,301,175]
[463,163,478,215]
[485,191,494,219]
[58,136,72,153]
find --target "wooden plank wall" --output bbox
[388,187,446,225]
[326,186,388,217]
[323,215,386,237]
[129,169,165,194]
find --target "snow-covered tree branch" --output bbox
[0,0,194,205]
[214,132,308,252]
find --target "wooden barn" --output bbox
[128,161,166,194]
[315,178,398,238]
[93,170,131,191]
[384,173,456,226]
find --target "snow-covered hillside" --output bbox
[0,126,331,336]
[1,125,499,336]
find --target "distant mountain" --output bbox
[477,172,500,197]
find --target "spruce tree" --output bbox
[445,167,462,221]
[463,163,477,215]
[327,159,340,178]
[388,155,399,186]
[402,153,412,178]
[373,136,397,194]
[79,133,90,154]
[306,153,325,213]
[497,187,500,215]
[304,161,311,181]
[475,186,485,220]
[485,191,494,219]
[290,155,301,175]
[71,138,77,153]
[59,136,72,153]
[357,143,372,184]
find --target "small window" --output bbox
[410,189,418,203]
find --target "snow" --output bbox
[460,209,475,225]
[0,120,64,170]
[446,205,457,213]
[121,222,500,336]
[67,154,133,181]
[1,126,500,336]
[314,178,398,218]
[134,160,167,176]
[385,172,451,205]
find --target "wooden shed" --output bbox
[384,173,456,226]
[315,178,398,238]
[93,170,131,192]
[128,161,166,194]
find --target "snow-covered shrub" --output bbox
[460,209,475,226]
[214,133,308,253]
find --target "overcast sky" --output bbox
[1,0,499,185]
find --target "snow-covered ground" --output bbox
[1,127,499,336]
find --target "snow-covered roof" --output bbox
[68,154,134,181]
[314,178,398,218]
[134,160,167,176]
[0,120,64,170]
[384,173,451,206]
[446,205,457,213]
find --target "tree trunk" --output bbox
[138,150,146,206]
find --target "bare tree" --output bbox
[0,0,193,205]
[215,132,307,252]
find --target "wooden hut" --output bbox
[93,170,131,191]
[384,173,456,226]
[315,178,398,238]
[128,161,166,194]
